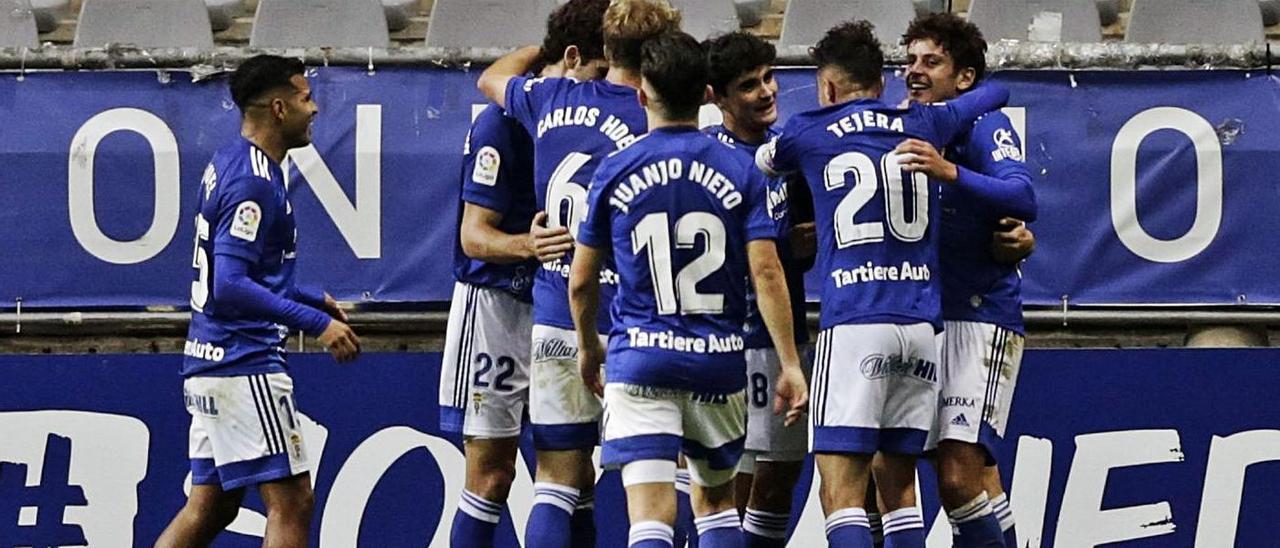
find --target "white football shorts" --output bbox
[529,324,605,450]
[927,320,1025,459]
[186,372,309,490]
[438,281,533,439]
[744,346,811,461]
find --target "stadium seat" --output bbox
[0,0,38,48]
[426,0,556,48]
[1260,0,1280,27]
[734,0,769,27]
[205,0,241,32]
[74,0,214,48]
[779,0,916,48]
[1125,0,1264,44]
[915,0,948,16]
[383,0,417,32]
[29,0,66,33]
[968,0,1103,42]
[1095,0,1119,26]
[251,0,389,48]
[671,0,739,41]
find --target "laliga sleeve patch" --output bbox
[230,201,262,242]
[473,146,501,186]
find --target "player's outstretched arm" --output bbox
[568,243,606,396]
[932,82,1011,145]
[215,254,360,363]
[894,138,1036,221]
[477,45,541,109]
[747,240,809,427]
[460,203,538,264]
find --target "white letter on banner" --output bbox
[1055,430,1181,547]
[68,108,181,264]
[1010,435,1054,548]
[286,104,382,259]
[1110,107,1222,263]
[1195,430,1280,546]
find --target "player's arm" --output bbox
[992,218,1036,264]
[932,82,1011,144]
[568,243,606,396]
[476,45,541,109]
[289,285,348,322]
[894,138,1036,220]
[748,240,808,426]
[460,203,536,263]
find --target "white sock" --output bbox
[629,520,674,547]
[743,508,789,539]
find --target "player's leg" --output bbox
[446,286,534,547]
[985,466,1017,548]
[864,477,884,548]
[682,388,748,548]
[528,325,604,548]
[742,347,810,547]
[603,383,684,548]
[155,484,245,547]
[258,472,314,548]
[677,454,701,547]
[935,321,1022,548]
[733,452,754,515]
[815,453,875,547]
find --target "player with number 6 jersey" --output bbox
[756,21,1008,547]
[476,1,681,546]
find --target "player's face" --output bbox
[716,64,778,130]
[905,38,973,104]
[282,74,318,149]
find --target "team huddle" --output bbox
[162,0,1036,547]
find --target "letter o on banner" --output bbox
[1110,107,1223,263]
[68,108,181,265]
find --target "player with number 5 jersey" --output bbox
[756,21,1008,547]
[476,1,681,546]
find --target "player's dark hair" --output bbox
[641,31,708,120]
[811,20,883,89]
[902,12,988,83]
[539,0,609,68]
[603,0,683,71]
[703,32,776,96]
[230,55,305,111]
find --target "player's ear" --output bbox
[955,67,977,92]
[563,45,581,71]
[638,85,650,109]
[271,96,287,123]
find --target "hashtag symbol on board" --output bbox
[0,434,88,547]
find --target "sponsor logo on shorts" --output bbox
[951,414,971,427]
[859,354,938,383]
[183,338,226,362]
[943,397,976,408]
[533,337,577,362]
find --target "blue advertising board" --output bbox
[0,68,1277,308]
[0,349,1275,546]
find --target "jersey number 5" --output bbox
[632,212,726,316]
[190,214,211,312]
[825,151,929,247]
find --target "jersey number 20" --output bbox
[825,151,929,247]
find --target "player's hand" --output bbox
[773,364,809,428]
[578,339,606,397]
[895,139,958,183]
[321,293,348,322]
[530,211,574,263]
[991,217,1035,264]
[317,319,360,364]
[789,222,817,259]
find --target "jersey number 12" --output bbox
[632,212,726,315]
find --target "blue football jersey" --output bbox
[504,76,648,332]
[759,85,1008,331]
[184,139,298,377]
[578,127,777,394]
[940,111,1037,333]
[452,104,538,301]
[705,124,811,349]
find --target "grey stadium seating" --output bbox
[251,0,389,48]
[427,0,557,48]
[1,0,38,48]
[1095,0,1119,26]
[74,0,214,48]
[671,0,739,41]
[734,0,769,26]
[382,0,417,32]
[1260,0,1280,27]
[205,0,241,32]
[968,0,1103,42]
[30,0,67,33]
[1125,0,1264,44]
[780,0,916,47]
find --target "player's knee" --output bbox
[472,461,517,502]
[936,467,981,509]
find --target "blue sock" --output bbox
[695,509,742,548]
[675,470,698,547]
[630,520,675,547]
[991,493,1017,548]
[950,493,1004,548]
[525,482,579,548]
[450,489,502,548]
[825,507,873,548]
[881,507,925,548]
[742,508,788,548]
[573,494,597,547]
